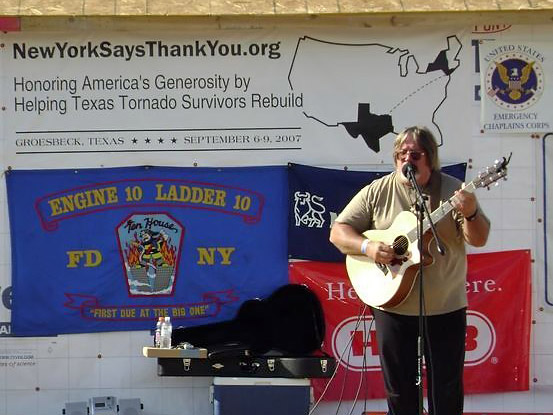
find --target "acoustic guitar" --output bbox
[346,156,510,308]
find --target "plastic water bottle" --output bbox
[154,316,164,347]
[160,316,172,348]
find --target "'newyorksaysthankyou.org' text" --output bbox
[12,39,282,61]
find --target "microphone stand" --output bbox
[403,165,445,415]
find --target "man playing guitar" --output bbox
[329,126,491,415]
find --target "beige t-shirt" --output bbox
[336,170,468,316]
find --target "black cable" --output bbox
[309,303,367,415]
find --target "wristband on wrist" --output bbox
[360,238,370,255]
[465,208,479,222]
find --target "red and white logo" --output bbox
[331,315,380,372]
[465,310,497,366]
[331,310,496,372]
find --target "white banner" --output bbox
[0,28,471,169]
[479,39,552,133]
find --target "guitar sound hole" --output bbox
[393,236,409,256]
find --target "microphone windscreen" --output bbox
[402,163,417,176]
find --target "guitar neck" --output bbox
[408,181,477,240]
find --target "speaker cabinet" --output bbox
[117,399,143,415]
[63,401,88,415]
[89,396,117,415]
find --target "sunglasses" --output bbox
[396,150,425,161]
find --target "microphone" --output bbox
[402,163,417,177]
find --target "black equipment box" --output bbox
[157,354,336,378]
[212,377,311,415]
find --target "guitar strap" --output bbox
[425,170,443,212]
[404,170,442,212]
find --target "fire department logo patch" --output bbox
[485,51,544,110]
[116,213,183,296]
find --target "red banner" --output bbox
[289,249,532,401]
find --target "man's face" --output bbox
[395,133,432,186]
[140,231,151,242]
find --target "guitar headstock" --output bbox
[473,153,511,190]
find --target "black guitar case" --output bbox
[172,283,325,355]
[165,284,335,378]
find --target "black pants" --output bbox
[371,307,466,415]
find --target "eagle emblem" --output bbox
[485,54,543,110]
[495,60,534,101]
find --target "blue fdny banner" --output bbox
[288,163,467,262]
[7,166,288,336]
